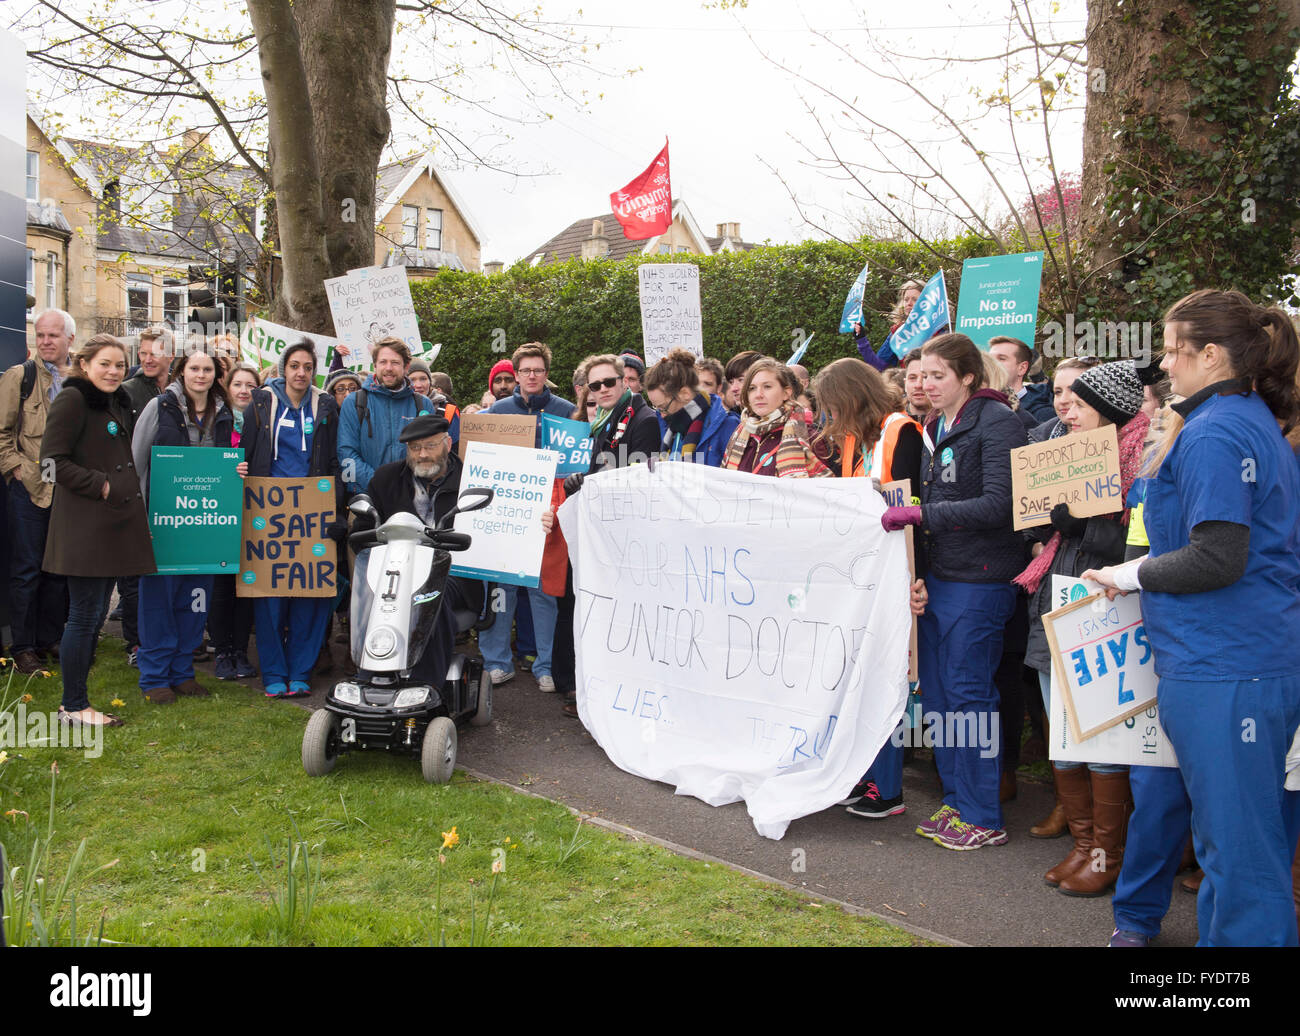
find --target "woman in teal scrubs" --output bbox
[1085,288,1300,946]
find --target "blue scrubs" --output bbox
[1142,387,1300,946]
[917,576,1015,830]
[1112,764,1192,939]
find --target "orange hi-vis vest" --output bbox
[842,411,920,481]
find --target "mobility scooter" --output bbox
[301,486,495,783]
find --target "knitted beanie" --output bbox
[323,368,362,395]
[1071,360,1144,426]
[488,358,515,389]
[407,357,431,376]
[278,339,317,378]
[619,351,645,376]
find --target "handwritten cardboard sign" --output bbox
[237,476,338,598]
[242,314,342,376]
[458,411,537,459]
[638,264,703,364]
[1010,424,1121,530]
[1042,588,1158,743]
[880,479,918,683]
[324,264,422,362]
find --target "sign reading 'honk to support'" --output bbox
[237,477,337,598]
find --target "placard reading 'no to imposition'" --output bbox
[237,476,337,598]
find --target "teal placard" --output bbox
[954,251,1045,349]
[148,446,245,574]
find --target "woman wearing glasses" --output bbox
[642,347,740,467]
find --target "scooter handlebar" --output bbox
[432,531,472,551]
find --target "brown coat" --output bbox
[0,357,58,507]
[40,377,156,577]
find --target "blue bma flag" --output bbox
[887,270,949,356]
[838,262,870,334]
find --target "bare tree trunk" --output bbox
[298,0,396,279]
[246,0,333,332]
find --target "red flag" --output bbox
[610,141,672,240]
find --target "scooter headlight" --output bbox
[366,626,397,658]
[334,682,362,705]
[393,686,432,708]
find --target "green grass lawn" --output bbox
[0,644,924,947]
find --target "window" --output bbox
[45,252,58,310]
[657,244,671,255]
[402,205,419,248]
[127,274,152,332]
[425,208,443,251]
[26,152,39,202]
[163,278,187,329]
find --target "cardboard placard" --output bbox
[458,411,537,459]
[324,264,422,361]
[880,479,918,683]
[237,476,338,598]
[1041,589,1158,743]
[638,264,703,364]
[242,313,342,376]
[1010,424,1122,530]
[148,447,244,574]
[1047,576,1176,767]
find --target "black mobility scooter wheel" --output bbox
[470,670,493,727]
[421,716,458,784]
[302,709,341,776]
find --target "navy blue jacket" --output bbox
[487,385,575,448]
[1018,381,1057,424]
[919,389,1029,582]
[240,383,341,493]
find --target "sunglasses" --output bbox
[589,376,620,391]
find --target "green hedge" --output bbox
[412,235,994,404]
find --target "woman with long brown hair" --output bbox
[721,358,830,478]
[1084,289,1300,946]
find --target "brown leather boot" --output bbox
[1044,765,1093,886]
[1031,802,1067,838]
[1181,868,1204,894]
[172,679,210,697]
[1059,770,1133,897]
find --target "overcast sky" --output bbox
[20,0,1089,265]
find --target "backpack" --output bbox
[353,387,434,438]
[14,359,38,439]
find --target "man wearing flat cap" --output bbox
[363,414,482,687]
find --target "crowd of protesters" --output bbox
[2,276,1299,948]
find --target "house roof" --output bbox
[525,199,755,265]
[26,199,72,235]
[375,151,484,246]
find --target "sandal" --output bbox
[58,706,124,728]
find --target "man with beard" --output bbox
[363,414,554,687]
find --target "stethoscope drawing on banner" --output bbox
[787,551,879,611]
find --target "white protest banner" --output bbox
[1043,584,1159,743]
[324,264,423,363]
[451,441,559,588]
[1048,577,1176,768]
[638,264,703,364]
[241,314,340,374]
[1011,425,1121,530]
[558,461,912,840]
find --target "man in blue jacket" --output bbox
[478,342,574,691]
[989,336,1056,423]
[337,338,437,495]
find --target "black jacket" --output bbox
[919,390,1029,583]
[121,370,163,425]
[369,451,464,525]
[153,388,234,450]
[589,393,662,473]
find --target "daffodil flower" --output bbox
[4,808,27,821]
[19,693,32,703]
[111,698,126,708]
[440,825,459,850]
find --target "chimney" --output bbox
[580,218,610,260]
[717,221,740,242]
[484,261,504,275]
[182,129,211,152]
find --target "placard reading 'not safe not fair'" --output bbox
[237,476,337,598]
[148,447,244,574]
